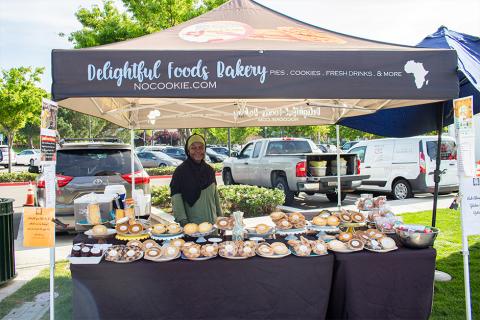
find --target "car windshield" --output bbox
[56,149,142,177]
[266,140,312,155]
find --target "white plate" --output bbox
[218,253,252,259]
[144,252,181,262]
[328,247,363,253]
[181,253,217,261]
[256,250,291,259]
[84,228,116,238]
[365,246,398,253]
[208,237,223,243]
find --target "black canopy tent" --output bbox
[51,0,459,208]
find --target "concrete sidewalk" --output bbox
[0,193,455,305]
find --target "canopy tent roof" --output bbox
[338,26,479,137]
[52,0,458,130]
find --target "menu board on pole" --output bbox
[40,99,58,164]
[460,176,480,236]
[453,96,475,177]
[23,207,55,247]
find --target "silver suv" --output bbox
[36,141,151,231]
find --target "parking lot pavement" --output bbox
[0,164,30,173]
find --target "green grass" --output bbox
[402,208,480,319]
[0,209,477,319]
[0,261,72,320]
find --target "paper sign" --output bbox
[453,96,475,177]
[460,176,480,236]
[23,207,55,247]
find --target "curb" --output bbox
[0,173,222,185]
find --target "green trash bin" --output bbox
[0,198,16,284]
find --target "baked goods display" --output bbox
[288,236,328,257]
[271,211,307,230]
[215,217,234,230]
[181,241,218,260]
[245,223,274,237]
[85,225,116,238]
[144,244,180,262]
[150,223,183,236]
[357,229,398,252]
[337,209,366,224]
[183,222,215,238]
[184,223,199,235]
[256,242,290,258]
[115,219,148,237]
[105,245,143,263]
[218,241,256,259]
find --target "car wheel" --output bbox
[326,192,347,203]
[222,169,235,185]
[29,159,34,166]
[305,192,315,196]
[274,176,295,205]
[392,179,412,200]
[159,163,166,167]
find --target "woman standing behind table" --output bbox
[170,134,223,226]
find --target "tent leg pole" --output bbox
[130,128,136,217]
[336,125,341,209]
[227,128,231,157]
[432,103,444,227]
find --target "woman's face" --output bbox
[188,141,205,162]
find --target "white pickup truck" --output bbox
[222,138,369,205]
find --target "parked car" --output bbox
[161,146,188,161]
[0,145,17,168]
[348,136,458,200]
[137,151,182,167]
[36,141,150,231]
[15,149,40,166]
[341,141,359,151]
[209,146,230,156]
[223,138,369,205]
[206,148,228,163]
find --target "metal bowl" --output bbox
[395,227,439,249]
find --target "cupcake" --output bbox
[81,246,91,257]
[90,247,102,257]
[71,245,82,257]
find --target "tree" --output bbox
[19,122,41,149]
[0,67,48,172]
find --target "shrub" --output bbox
[218,185,284,218]
[146,163,223,176]
[150,184,284,218]
[0,172,38,183]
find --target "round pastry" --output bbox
[287,239,300,247]
[151,224,166,235]
[327,215,340,227]
[127,240,143,248]
[142,240,158,250]
[289,212,305,223]
[311,241,327,255]
[92,224,108,236]
[201,244,218,257]
[183,245,201,259]
[366,229,377,238]
[294,243,311,256]
[219,241,237,257]
[163,245,180,258]
[255,224,270,234]
[167,223,181,234]
[380,237,396,250]
[184,223,199,235]
[340,212,352,222]
[272,243,289,255]
[318,210,332,218]
[198,222,213,233]
[293,220,306,229]
[338,232,353,242]
[238,245,255,257]
[145,247,162,258]
[116,223,130,234]
[107,248,118,258]
[171,238,185,247]
[216,217,232,229]
[128,223,143,235]
[277,218,292,230]
[347,239,364,250]
[328,240,347,251]
[270,211,286,221]
[244,240,257,248]
[351,212,366,223]
[312,216,327,226]
[257,244,274,256]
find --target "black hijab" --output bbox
[170,134,216,206]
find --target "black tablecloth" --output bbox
[71,235,436,320]
[327,247,436,320]
[71,254,334,320]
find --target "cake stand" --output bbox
[84,228,116,244]
[189,227,217,243]
[308,224,340,240]
[275,227,307,241]
[150,232,184,245]
[340,222,366,234]
[115,230,150,241]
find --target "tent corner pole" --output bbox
[336,125,341,208]
[130,128,136,218]
[432,103,445,227]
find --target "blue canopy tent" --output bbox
[338,26,480,226]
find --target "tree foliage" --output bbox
[0,67,48,171]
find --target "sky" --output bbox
[1,0,479,91]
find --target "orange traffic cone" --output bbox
[24,182,35,207]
